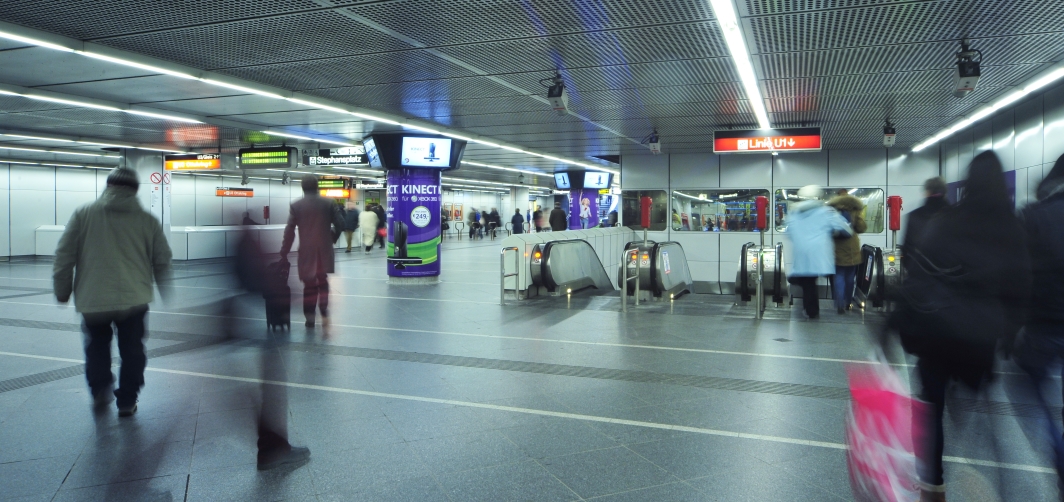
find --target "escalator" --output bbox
[735,242,788,308]
[856,244,902,308]
[618,241,694,299]
[529,239,613,294]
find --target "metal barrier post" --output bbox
[500,246,521,306]
[621,248,638,312]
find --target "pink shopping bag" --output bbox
[846,361,927,502]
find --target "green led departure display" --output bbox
[318,179,346,188]
[238,147,298,169]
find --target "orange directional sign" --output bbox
[713,128,822,153]
[216,187,253,197]
[165,154,221,170]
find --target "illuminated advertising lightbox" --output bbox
[554,172,571,189]
[320,188,351,198]
[713,128,822,153]
[239,147,298,169]
[401,137,452,168]
[583,172,611,189]
[165,153,221,171]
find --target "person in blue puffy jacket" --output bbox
[785,185,852,319]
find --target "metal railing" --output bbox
[620,248,641,312]
[500,246,521,305]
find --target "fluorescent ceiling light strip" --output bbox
[285,98,348,114]
[23,94,120,111]
[262,131,354,147]
[349,112,401,125]
[199,78,285,99]
[913,66,1064,152]
[708,0,770,129]
[403,124,440,134]
[0,145,117,157]
[0,30,74,52]
[78,51,196,79]
[2,134,75,142]
[125,109,202,123]
[461,160,541,176]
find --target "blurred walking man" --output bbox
[280,174,344,331]
[53,167,173,417]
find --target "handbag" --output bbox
[377,228,387,238]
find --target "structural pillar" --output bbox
[123,149,170,241]
[510,186,529,225]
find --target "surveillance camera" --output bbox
[518,174,526,184]
[953,40,982,98]
[883,122,896,148]
[240,170,249,186]
[648,134,661,155]
[280,172,290,185]
[547,81,568,116]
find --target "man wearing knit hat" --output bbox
[279,174,345,332]
[53,167,173,417]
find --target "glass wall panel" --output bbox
[774,187,886,233]
[621,190,668,231]
[670,189,771,232]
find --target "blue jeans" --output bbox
[580,217,589,229]
[833,265,857,310]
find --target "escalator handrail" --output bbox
[873,246,886,306]
[739,242,755,301]
[773,242,784,303]
[540,238,609,292]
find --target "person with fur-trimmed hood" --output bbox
[827,189,868,314]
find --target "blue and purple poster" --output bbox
[386,168,442,277]
[569,188,600,229]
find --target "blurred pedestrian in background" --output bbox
[359,204,379,252]
[549,203,567,231]
[279,174,344,331]
[533,207,544,232]
[372,203,386,249]
[343,202,359,253]
[901,177,949,269]
[53,167,173,417]
[786,185,853,319]
[896,152,1030,502]
[827,189,867,314]
[1012,154,1064,487]
[511,208,525,234]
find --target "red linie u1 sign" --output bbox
[713,128,822,153]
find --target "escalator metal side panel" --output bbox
[541,239,614,294]
[619,241,655,293]
[735,242,756,302]
[651,242,694,298]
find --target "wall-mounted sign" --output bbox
[239,147,297,169]
[318,178,347,189]
[217,187,253,197]
[356,183,385,189]
[713,128,822,153]
[304,147,367,166]
[320,188,351,198]
[165,153,221,171]
[598,189,610,195]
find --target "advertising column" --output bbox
[386,168,442,278]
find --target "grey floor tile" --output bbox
[61,439,194,489]
[317,476,450,502]
[189,434,258,472]
[626,434,766,480]
[408,430,530,475]
[308,442,432,494]
[289,415,404,454]
[0,455,77,499]
[52,474,187,502]
[585,481,705,501]
[539,446,677,499]
[436,460,579,502]
[185,462,315,502]
[498,420,618,459]
[686,459,848,501]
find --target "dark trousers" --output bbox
[258,328,291,457]
[83,305,148,406]
[1012,323,1064,481]
[792,276,820,318]
[916,358,948,486]
[833,265,857,310]
[374,229,385,248]
[302,273,329,321]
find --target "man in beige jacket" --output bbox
[53,168,172,417]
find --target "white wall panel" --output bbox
[829,149,884,186]
[1014,167,1029,208]
[55,191,96,225]
[1043,83,1064,165]
[1015,95,1044,170]
[992,110,1015,171]
[221,196,248,226]
[621,155,669,189]
[95,170,108,194]
[10,166,54,190]
[10,190,55,255]
[670,232,719,262]
[719,232,758,267]
[55,169,97,192]
[187,232,225,260]
[957,132,975,177]
[1030,164,1046,201]
[670,153,719,189]
[195,178,223,226]
[170,194,196,227]
[774,151,827,187]
[0,164,8,190]
[0,167,8,256]
[720,154,771,187]
[888,150,938,186]
[171,174,195,195]
[972,121,993,155]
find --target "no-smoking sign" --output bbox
[150,172,162,184]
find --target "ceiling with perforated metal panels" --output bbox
[0,0,1061,179]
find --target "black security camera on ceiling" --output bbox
[954,39,982,98]
[541,71,568,116]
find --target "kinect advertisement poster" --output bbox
[386,168,442,277]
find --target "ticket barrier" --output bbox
[529,239,613,295]
[618,241,694,302]
[735,242,788,317]
[856,244,902,309]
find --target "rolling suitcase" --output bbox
[264,260,291,331]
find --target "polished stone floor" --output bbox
[0,239,1059,501]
